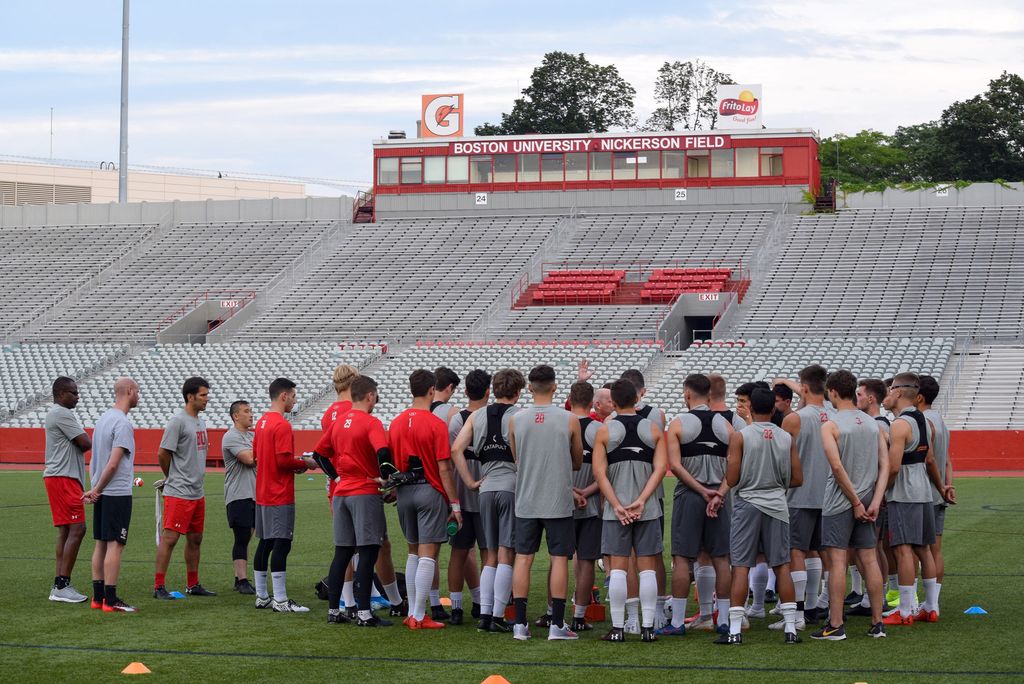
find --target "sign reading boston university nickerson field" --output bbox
[450,135,731,155]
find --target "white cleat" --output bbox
[272,599,310,613]
[689,614,717,632]
[547,623,579,640]
[745,606,766,619]
[49,585,88,603]
[768,617,806,631]
[255,595,273,609]
[769,603,783,616]
[513,624,531,641]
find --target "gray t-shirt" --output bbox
[572,418,602,519]
[159,410,209,500]
[44,404,87,486]
[221,427,255,504]
[602,415,661,522]
[449,409,480,513]
[472,404,519,494]
[90,408,135,496]
[635,402,666,430]
[924,408,950,507]
[512,405,576,519]
[887,408,934,504]
[787,403,836,510]
[433,402,455,423]
[735,422,792,522]
[823,410,880,516]
[673,405,746,492]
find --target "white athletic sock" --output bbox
[716,598,730,627]
[574,602,587,619]
[492,563,513,619]
[791,570,808,607]
[804,557,822,609]
[625,597,640,625]
[860,593,871,608]
[671,598,688,628]
[470,586,481,604]
[817,571,830,608]
[254,570,268,599]
[781,601,798,634]
[639,570,657,628]
[479,565,496,615]
[404,554,419,608]
[429,589,441,607]
[766,567,777,592]
[450,591,463,610]
[922,578,939,613]
[370,582,382,599]
[342,581,354,609]
[609,569,627,628]
[270,571,287,603]
[933,582,942,614]
[729,606,745,636]
[850,566,863,594]
[898,584,915,618]
[750,563,768,611]
[383,581,402,606]
[695,565,716,617]
[912,578,920,610]
[887,574,899,592]
[413,558,435,621]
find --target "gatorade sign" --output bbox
[421,94,464,138]
[715,84,762,129]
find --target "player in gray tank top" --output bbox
[917,374,954,602]
[733,421,793,521]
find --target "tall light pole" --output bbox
[118,0,130,203]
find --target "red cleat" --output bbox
[882,612,913,626]
[418,616,447,629]
[91,599,102,610]
[404,616,420,629]
[914,609,939,623]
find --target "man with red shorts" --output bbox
[154,376,216,598]
[44,376,92,602]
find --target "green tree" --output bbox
[644,60,734,131]
[891,122,946,181]
[475,52,636,135]
[818,130,908,186]
[936,71,1024,180]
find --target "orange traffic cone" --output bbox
[121,662,151,675]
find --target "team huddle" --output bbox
[41,360,954,645]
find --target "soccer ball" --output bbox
[133,477,144,487]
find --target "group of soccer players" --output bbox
[41,358,954,646]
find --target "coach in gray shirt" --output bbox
[222,399,257,594]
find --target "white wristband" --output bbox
[450,502,461,513]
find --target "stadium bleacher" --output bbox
[944,344,1024,430]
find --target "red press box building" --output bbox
[370,128,820,217]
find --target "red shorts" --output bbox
[163,496,205,534]
[44,476,86,527]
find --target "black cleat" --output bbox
[471,602,481,619]
[535,613,552,628]
[477,615,492,632]
[315,577,330,601]
[389,599,409,617]
[803,607,825,624]
[488,617,512,633]
[432,605,451,621]
[153,585,173,600]
[867,622,887,638]
[327,610,351,624]
[345,607,357,620]
[641,626,657,642]
[714,632,742,645]
[784,631,802,644]
[235,579,256,595]
[844,591,864,606]
[186,584,217,597]
[571,618,593,632]
[357,614,392,627]
[845,604,874,618]
[764,589,778,604]
[601,627,625,642]
[449,608,464,625]
[811,622,847,641]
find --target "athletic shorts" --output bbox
[396,483,448,545]
[451,511,483,550]
[887,501,936,547]
[671,487,730,559]
[93,494,132,544]
[822,497,876,550]
[602,519,663,558]
[44,476,85,527]
[934,504,946,536]
[256,503,295,540]
[163,496,205,534]
[226,498,255,529]
[479,490,516,551]
[515,516,575,557]
[877,501,889,539]
[573,516,602,561]
[789,507,822,552]
[730,498,789,568]
[333,494,386,547]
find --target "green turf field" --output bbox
[1,471,1021,683]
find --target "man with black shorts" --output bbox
[508,365,584,641]
[222,400,256,595]
[390,369,462,630]
[82,377,139,612]
[592,379,667,643]
[664,374,745,635]
[881,373,953,625]
[154,376,215,599]
[253,378,312,613]
[918,375,953,613]
[313,375,393,627]
[569,381,602,632]
[812,370,888,640]
[716,388,803,645]
[44,376,92,603]
[451,368,525,633]
[446,369,490,625]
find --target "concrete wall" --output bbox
[0,196,354,227]
[841,182,1024,209]
[376,186,808,217]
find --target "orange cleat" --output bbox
[417,616,447,629]
[882,612,913,626]
[404,616,420,629]
[914,609,939,623]
[91,599,103,610]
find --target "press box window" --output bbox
[565,153,588,181]
[686,151,710,178]
[590,152,612,181]
[541,154,564,182]
[735,148,759,178]
[470,156,492,183]
[711,149,734,178]
[377,158,399,185]
[400,157,422,184]
[447,156,469,183]
[637,152,660,180]
[760,147,783,176]
[662,151,685,179]
[494,155,516,183]
[423,156,446,184]
[518,154,540,182]
[613,152,636,180]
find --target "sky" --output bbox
[1,0,1021,194]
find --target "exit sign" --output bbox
[698,293,720,302]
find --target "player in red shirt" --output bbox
[253,377,313,613]
[312,375,395,627]
[390,369,462,629]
